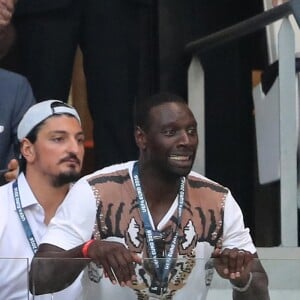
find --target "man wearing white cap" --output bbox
[0,100,85,299]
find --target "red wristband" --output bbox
[82,239,95,258]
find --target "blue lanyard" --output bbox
[13,180,39,254]
[132,162,185,284]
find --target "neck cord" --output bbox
[132,162,185,287]
[13,180,38,254]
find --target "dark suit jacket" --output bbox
[15,0,152,15]
[0,69,35,172]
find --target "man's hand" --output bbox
[0,0,15,29]
[212,247,253,284]
[272,0,288,7]
[4,159,19,182]
[88,240,141,287]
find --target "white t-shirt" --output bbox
[42,161,256,300]
[0,173,82,300]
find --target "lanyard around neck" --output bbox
[132,162,185,284]
[13,180,39,254]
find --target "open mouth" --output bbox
[169,154,192,161]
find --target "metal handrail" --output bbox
[185,1,300,55]
[185,0,300,246]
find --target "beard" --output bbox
[51,170,81,187]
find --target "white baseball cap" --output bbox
[17,100,81,141]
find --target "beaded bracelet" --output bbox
[231,272,253,292]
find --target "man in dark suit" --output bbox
[0,7,35,185]
[13,0,155,169]
[0,68,35,185]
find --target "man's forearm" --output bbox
[29,243,90,295]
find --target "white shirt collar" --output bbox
[14,172,39,210]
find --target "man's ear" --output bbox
[134,126,147,150]
[20,139,35,163]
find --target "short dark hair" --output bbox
[133,92,187,131]
[18,121,45,173]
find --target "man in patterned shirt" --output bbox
[31,92,270,300]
